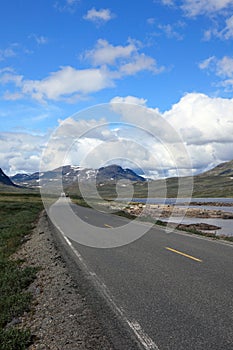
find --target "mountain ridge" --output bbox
[10,164,145,188]
[0,168,18,187]
[3,159,233,197]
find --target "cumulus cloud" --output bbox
[181,0,233,17]
[199,55,233,89]
[110,96,147,106]
[0,40,163,103]
[84,39,137,66]
[157,23,184,40]
[0,46,16,61]
[0,132,47,175]
[163,92,233,171]
[215,56,233,77]
[203,15,233,41]
[160,0,233,16]
[83,8,115,24]
[164,93,233,144]
[29,34,48,45]
[110,93,233,175]
[199,56,215,70]
[2,93,233,177]
[0,66,113,102]
[54,0,79,13]
[120,54,162,75]
[84,39,162,75]
[161,0,174,5]
[0,70,23,86]
[22,66,114,102]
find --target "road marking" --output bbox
[165,247,203,262]
[84,216,88,219]
[104,223,113,228]
[52,220,160,350]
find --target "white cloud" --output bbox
[203,15,233,41]
[181,0,233,17]
[215,56,233,77]
[161,0,174,5]
[84,39,162,75]
[120,54,163,75]
[160,0,233,16]
[110,93,233,175]
[83,8,115,24]
[164,92,233,143]
[0,66,113,102]
[21,66,113,102]
[199,55,233,89]
[163,92,233,172]
[147,18,156,25]
[199,56,215,70]
[0,47,16,61]
[221,15,233,39]
[110,96,147,106]
[84,39,137,66]
[0,40,163,102]
[0,70,23,86]
[29,34,48,45]
[0,132,47,175]
[158,23,184,40]
[2,93,233,177]
[54,0,79,13]
[3,91,23,100]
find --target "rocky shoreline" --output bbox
[188,201,233,207]
[124,203,233,233]
[126,203,233,219]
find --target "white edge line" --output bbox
[54,222,160,350]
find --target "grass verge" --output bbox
[0,193,43,350]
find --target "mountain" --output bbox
[192,160,233,197]
[0,168,18,187]
[145,159,233,198]
[11,172,39,183]
[8,160,233,197]
[96,165,146,183]
[10,164,146,189]
[97,159,233,199]
[198,160,233,178]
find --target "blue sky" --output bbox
[1,0,233,176]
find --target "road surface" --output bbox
[49,198,233,350]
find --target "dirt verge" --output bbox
[13,211,113,350]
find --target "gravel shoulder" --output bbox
[13,211,113,350]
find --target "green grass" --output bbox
[0,193,43,350]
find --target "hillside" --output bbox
[198,160,233,177]
[92,160,233,199]
[192,160,233,197]
[152,160,233,198]
[5,160,233,198]
[0,168,18,187]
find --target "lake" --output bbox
[122,198,233,237]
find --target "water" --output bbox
[122,198,233,237]
[162,217,233,237]
[130,197,233,205]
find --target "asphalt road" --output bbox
[49,198,233,350]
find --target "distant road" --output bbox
[49,198,233,350]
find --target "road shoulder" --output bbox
[13,211,113,350]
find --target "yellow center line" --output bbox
[104,223,113,228]
[165,247,203,263]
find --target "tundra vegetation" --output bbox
[0,193,42,350]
